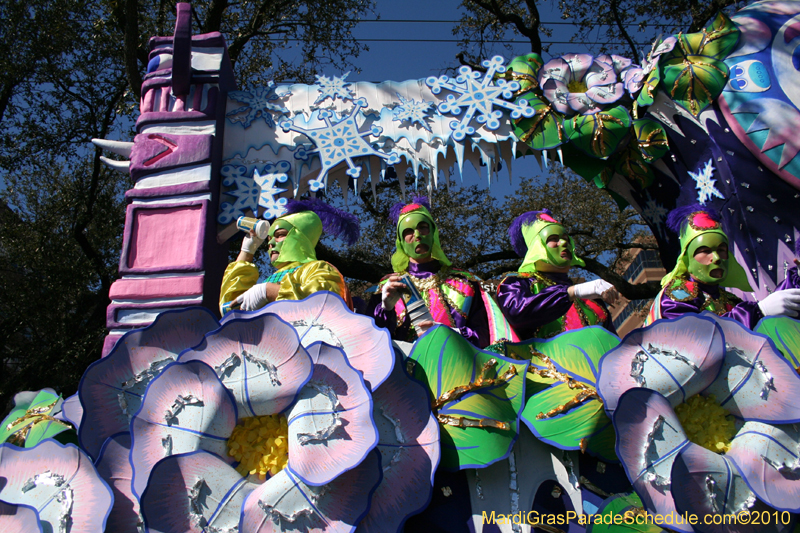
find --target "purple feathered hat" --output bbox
[665,203,722,237]
[282,198,360,246]
[388,195,432,227]
[508,209,559,257]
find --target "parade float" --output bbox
[2,1,800,532]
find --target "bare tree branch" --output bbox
[201,0,229,33]
[462,250,519,268]
[609,0,641,60]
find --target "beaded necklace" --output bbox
[405,267,457,327]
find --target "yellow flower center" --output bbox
[567,79,588,93]
[674,394,735,454]
[227,414,289,480]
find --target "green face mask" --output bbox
[540,224,574,268]
[267,218,294,265]
[687,232,729,285]
[398,212,434,261]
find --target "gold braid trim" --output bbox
[665,277,700,302]
[437,414,510,430]
[529,348,601,419]
[432,359,517,410]
[5,399,68,446]
[430,358,517,431]
[439,287,469,319]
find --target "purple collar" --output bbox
[407,260,441,278]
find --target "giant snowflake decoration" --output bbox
[392,93,434,131]
[227,81,291,128]
[689,159,725,205]
[217,161,290,224]
[280,98,400,191]
[425,55,535,141]
[314,72,355,104]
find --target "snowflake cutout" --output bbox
[314,72,355,104]
[280,98,400,191]
[227,81,291,128]
[425,55,535,141]
[689,159,725,205]
[253,166,290,219]
[217,162,290,224]
[392,93,434,131]
[642,197,669,236]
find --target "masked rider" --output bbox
[219,199,359,313]
[496,209,618,340]
[646,205,800,326]
[368,197,515,349]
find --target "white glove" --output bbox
[241,230,266,255]
[758,289,800,317]
[235,283,269,311]
[381,279,403,310]
[573,278,615,300]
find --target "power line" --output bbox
[269,38,651,45]
[320,19,681,27]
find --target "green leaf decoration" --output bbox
[593,167,616,189]
[559,143,630,208]
[408,326,528,470]
[615,139,656,190]
[506,326,620,462]
[559,143,613,185]
[661,54,728,116]
[755,316,800,373]
[505,53,544,95]
[701,11,740,59]
[586,493,667,533]
[635,68,661,108]
[513,93,567,150]
[0,388,73,447]
[567,105,632,159]
[633,118,669,162]
[676,12,740,59]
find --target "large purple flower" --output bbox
[598,313,800,532]
[78,292,438,533]
[538,53,626,115]
[0,439,114,532]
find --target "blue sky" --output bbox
[328,0,654,81]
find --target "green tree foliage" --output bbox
[561,0,748,60]
[0,0,375,409]
[455,0,746,63]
